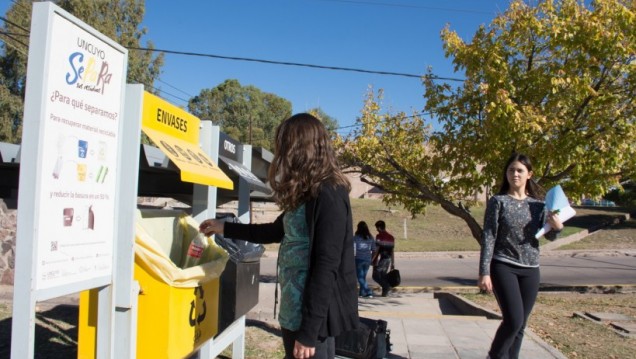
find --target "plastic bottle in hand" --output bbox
[183,232,209,268]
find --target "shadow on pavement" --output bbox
[245,318,281,337]
[0,304,78,359]
[567,212,629,231]
[437,276,477,286]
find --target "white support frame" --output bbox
[111,84,144,358]
[237,144,253,224]
[194,123,247,359]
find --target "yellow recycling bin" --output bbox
[78,209,229,359]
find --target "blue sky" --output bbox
[141,0,512,134]
[3,0,512,134]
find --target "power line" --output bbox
[0,16,29,34]
[0,28,193,104]
[126,46,465,82]
[334,110,434,131]
[0,31,28,52]
[0,17,466,85]
[156,78,195,98]
[142,83,190,104]
[0,32,438,133]
[0,7,465,127]
[0,31,28,38]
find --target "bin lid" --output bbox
[218,156,272,194]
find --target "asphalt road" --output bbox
[258,250,636,289]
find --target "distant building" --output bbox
[343,168,488,203]
[345,170,385,199]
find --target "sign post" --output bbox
[11,2,128,357]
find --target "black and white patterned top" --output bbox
[479,194,558,276]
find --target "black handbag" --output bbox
[386,269,401,287]
[335,317,392,359]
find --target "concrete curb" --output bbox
[263,249,636,260]
[434,291,501,319]
[377,283,636,295]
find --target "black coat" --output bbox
[223,183,359,346]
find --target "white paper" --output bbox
[535,205,576,239]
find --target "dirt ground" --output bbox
[2,291,635,358]
[462,292,636,359]
[0,303,286,359]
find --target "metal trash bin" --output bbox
[214,213,265,334]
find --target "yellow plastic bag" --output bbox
[134,209,229,288]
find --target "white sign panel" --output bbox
[33,11,125,290]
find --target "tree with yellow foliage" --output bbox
[339,0,636,244]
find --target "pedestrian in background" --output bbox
[353,221,376,298]
[372,220,395,297]
[478,153,563,359]
[200,113,358,359]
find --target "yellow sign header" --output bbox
[141,92,233,189]
[142,92,198,142]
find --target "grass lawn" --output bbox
[350,198,633,252]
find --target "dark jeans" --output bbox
[355,258,373,296]
[488,261,540,359]
[281,327,335,359]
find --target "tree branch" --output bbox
[351,150,485,244]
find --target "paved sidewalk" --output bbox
[247,282,566,359]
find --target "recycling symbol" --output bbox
[189,286,207,326]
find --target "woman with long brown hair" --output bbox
[353,221,375,298]
[200,113,358,359]
[478,153,563,358]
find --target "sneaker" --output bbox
[363,294,374,299]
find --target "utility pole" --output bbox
[248,117,252,145]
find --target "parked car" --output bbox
[580,198,617,207]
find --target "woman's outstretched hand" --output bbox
[199,219,225,236]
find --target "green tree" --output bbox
[0,76,24,143]
[0,0,164,143]
[188,79,292,150]
[0,0,30,143]
[340,0,636,244]
[308,107,339,134]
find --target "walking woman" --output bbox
[478,153,563,359]
[353,221,376,298]
[200,113,358,359]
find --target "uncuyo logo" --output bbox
[65,37,114,94]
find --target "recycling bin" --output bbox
[214,213,265,334]
[78,209,229,359]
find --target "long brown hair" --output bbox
[268,113,350,211]
[497,153,544,199]
[355,221,373,240]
